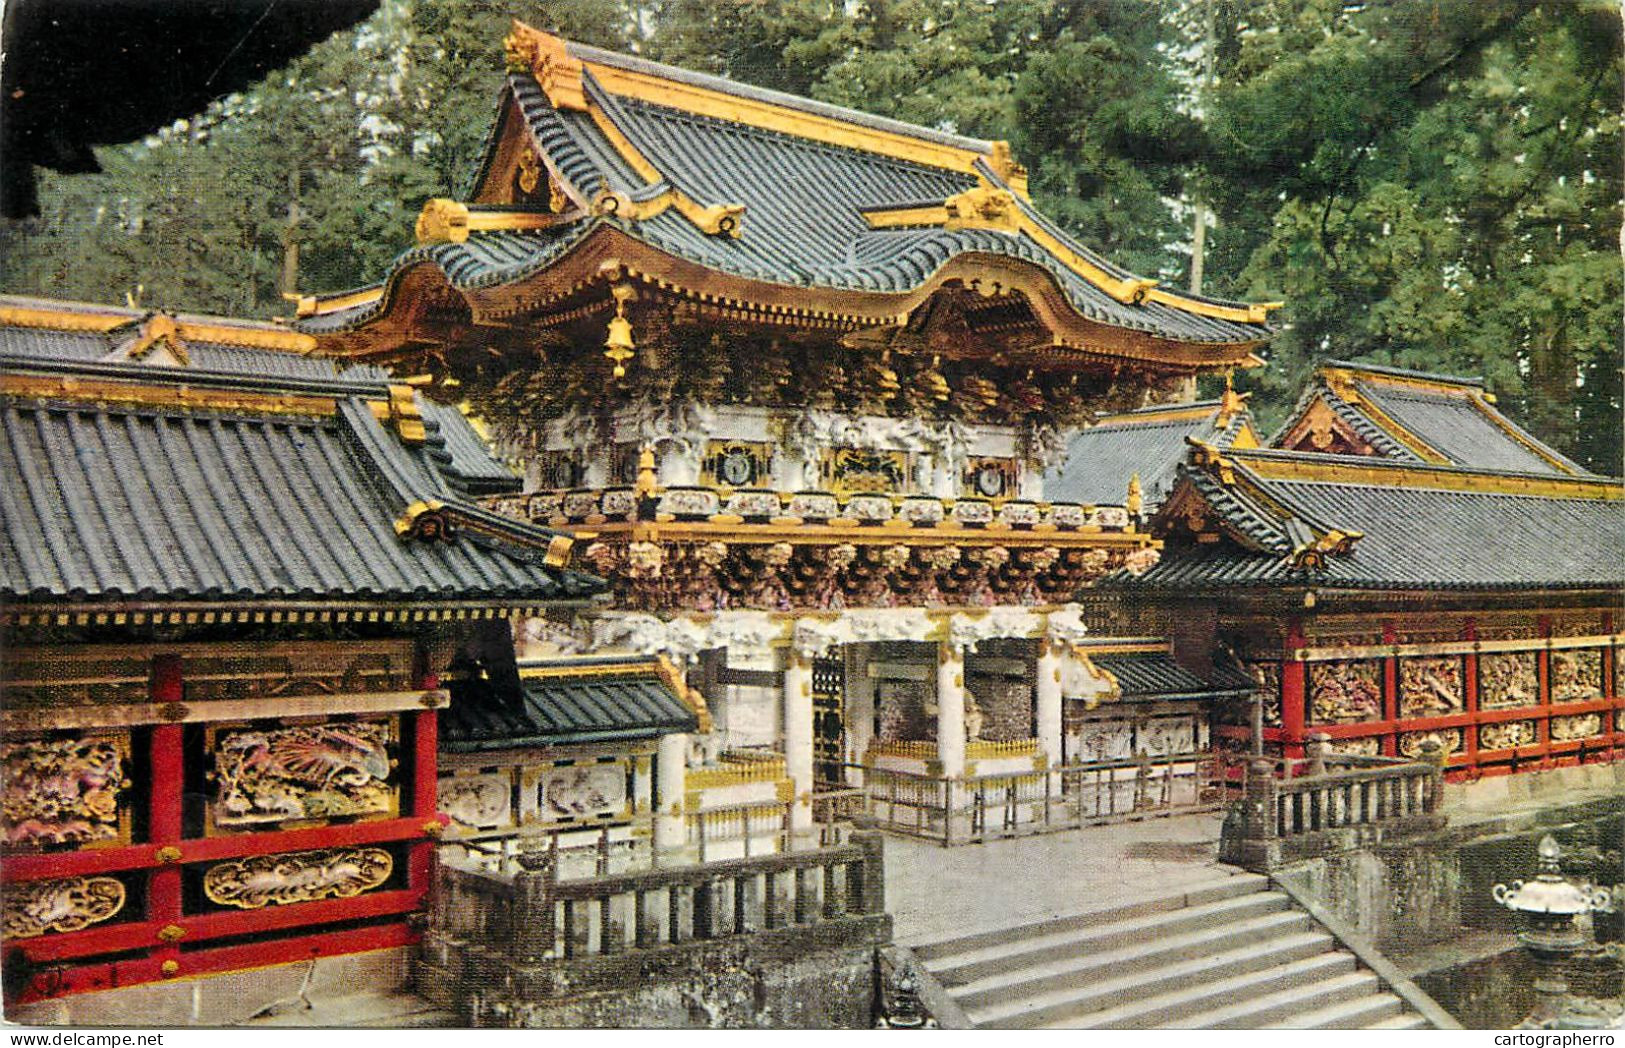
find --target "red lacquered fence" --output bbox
[2,651,443,1005]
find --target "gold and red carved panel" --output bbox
[1,733,131,850]
[1480,652,1539,709]
[1399,729,1462,760]
[1480,720,1537,751]
[202,847,393,909]
[1550,714,1605,742]
[1326,736,1382,758]
[3,875,127,939]
[1245,663,1283,728]
[207,718,398,834]
[1550,649,1602,704]
[1308,661,1382,724]
[1398,656,1464,718]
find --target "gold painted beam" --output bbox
[415,198,574,244]
[1,689,448,734]
[0,373,340,417]
[1290,633,1625,663]
[1232,451,1623,501]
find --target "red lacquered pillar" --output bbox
[1462,619,1480,775]
[1381,621,1399,757]
[407,656,441,895]
[1536,615,1552,764]
[148,654,185,978]
[1281,620,1307,766]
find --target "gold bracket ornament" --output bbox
[157,923,187,943]
[158,702,189,723]
[161,960,181,977]
[155,845,183,864]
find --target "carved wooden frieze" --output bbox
[523,759,629,824]
[1,734,130,849]
[1247,663,1284,728]
[1480,720,1537,752]
[203,847,393,909]
[1398,656,1464,718]
[438,770,515,835]
[3,875,126,938]
[1550,714,1604,742]
[1308,661,1382,724]
[582,538,1123,613]
[1479,652,1539,709]
[1326,736,1382,757]
[1550,649,1602,703]
[1399,729,1462,759]
[209,719,396,832]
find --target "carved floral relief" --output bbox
[1479,653,1539,709]
[211,721,395,831]
[1550,714,1603,742]
[438,772,514,833]
[1398,657,1464,718]
[1550,649,1602,703]
[1399,729,1462,759]
[203,847,393,909]
[1326,737,1382,757]
[1,735,129,849]
[1309,661,1382,724]
[1480,720,1537,752]
[530,761,628,822]
[3,876,126,938]
[1247,663,1284,728]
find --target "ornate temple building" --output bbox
[4,21,1618,1021]
[1116,362,1623,778]
[0,296,602,1004]
[289,21,1279,852]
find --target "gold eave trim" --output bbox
[517,658,661,680]
[2,689,446,734]
[582,61,996,177]
[861,193,1278,324]
[1466,392,1581,475]
[415,198,576,245]
[0,373,340,417]
[1233,452,1624,501]
[0,601,573,629]
[0,304,317,352]
[1095,404,1221,427]
[295,287,385,319]
[1321,366,1482,398]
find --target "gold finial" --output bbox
[1126,473,1143,517]
[635,444,658,497]
[1216,370,1251,426]
[125,284,145,310]
[604,284,636,377]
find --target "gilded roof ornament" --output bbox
[505,21,586,111]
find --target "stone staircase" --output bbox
[911,871,1433,1029]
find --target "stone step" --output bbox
[1163,970,1380,1029]
[952,908,1313,1015]
[242,990,453,1028]
[909,871,1267,961]
[977,929,1337,1029]
[1018,946,1356,1030]
[1364,1010,1431,1030]
[930,889,1291,986]
[1263,992,1408,1030]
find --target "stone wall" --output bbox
[461,922,886,1028]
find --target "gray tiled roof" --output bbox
[302,60,1272,346]
[1092,652,1256,700]
[1133,451,1624,591]
[0,326,600,607]
[1352,381,1584,475]
[443,657,698,750]
[1046,402,1250,510]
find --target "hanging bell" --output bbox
[604,306,635,377]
